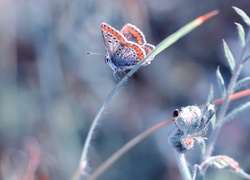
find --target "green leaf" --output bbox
[223,40,235,73]
[233,6,250,26]
[235,23,245,46]
[206,85,214,104]
[243,54,250,64]
[223,101,250,124]
[205,155,239,170]
[210,113,216,129]
[234,77,250,92]
[216,67,226,97]
[203,155,250,179]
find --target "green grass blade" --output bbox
[127,10,219,77]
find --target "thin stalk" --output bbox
[88,118,174,180]
[204,63,242,160]
[176,153,192,180]
[78,76,129,174]
[213,89,250,105]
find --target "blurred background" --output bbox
[0,0,250,179]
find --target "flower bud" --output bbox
[170,104,216,154]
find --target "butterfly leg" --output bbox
[113,73,119,80]
[118,70,131,80]
[113,69,120,81]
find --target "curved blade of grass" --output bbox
[77,10,219,178]
[127,10,219,77]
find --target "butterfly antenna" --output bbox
[86,52,106,56]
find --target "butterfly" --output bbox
[101,23,155,78]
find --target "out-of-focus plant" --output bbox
[166,6,250,180]
[75,10,219,179]
[75,7,250,180]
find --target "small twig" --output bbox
[213,89,250,105]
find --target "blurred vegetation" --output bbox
[0,0,250,179]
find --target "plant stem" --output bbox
[204,64,243,160]
[78,76,129,175]
[176,153,192,180]
[88,118,174,180]
[204,30,250,160]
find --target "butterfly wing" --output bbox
[102,23,147,71]
[101,23,127,58]
[120,23,146,45]
[141,43,155,65]
[121,23,155,65]
[142,43,155,56]
[111,41,146,71]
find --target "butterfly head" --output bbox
[104,56,110,64]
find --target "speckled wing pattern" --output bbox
[101,22,155,75]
